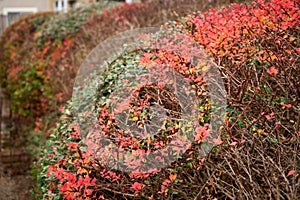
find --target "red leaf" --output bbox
[267,66,278,76]
[130,182,145,194]
[265,112,275,120]
[195,125,209,143]
[287,170,295,177]
[67,142,79,151]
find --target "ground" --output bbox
[0,174,34,200]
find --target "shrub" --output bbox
[37,0,299,199]
[0,2,118,120]
[0,0,250,174]
[0,0,250,125]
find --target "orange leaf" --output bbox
[169,174,177,182]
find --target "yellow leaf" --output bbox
[257,129,266,135]
[196,61,207,69]
[77,168,88,174]
[175,122,181,129]
[202,65,210,73]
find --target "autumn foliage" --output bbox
[31,0,300,199]
[0,0,298,198]
[0,0,239,129]
[0,0,246,165]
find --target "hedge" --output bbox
[37,0,299,199]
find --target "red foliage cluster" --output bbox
[185,0,299,60]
